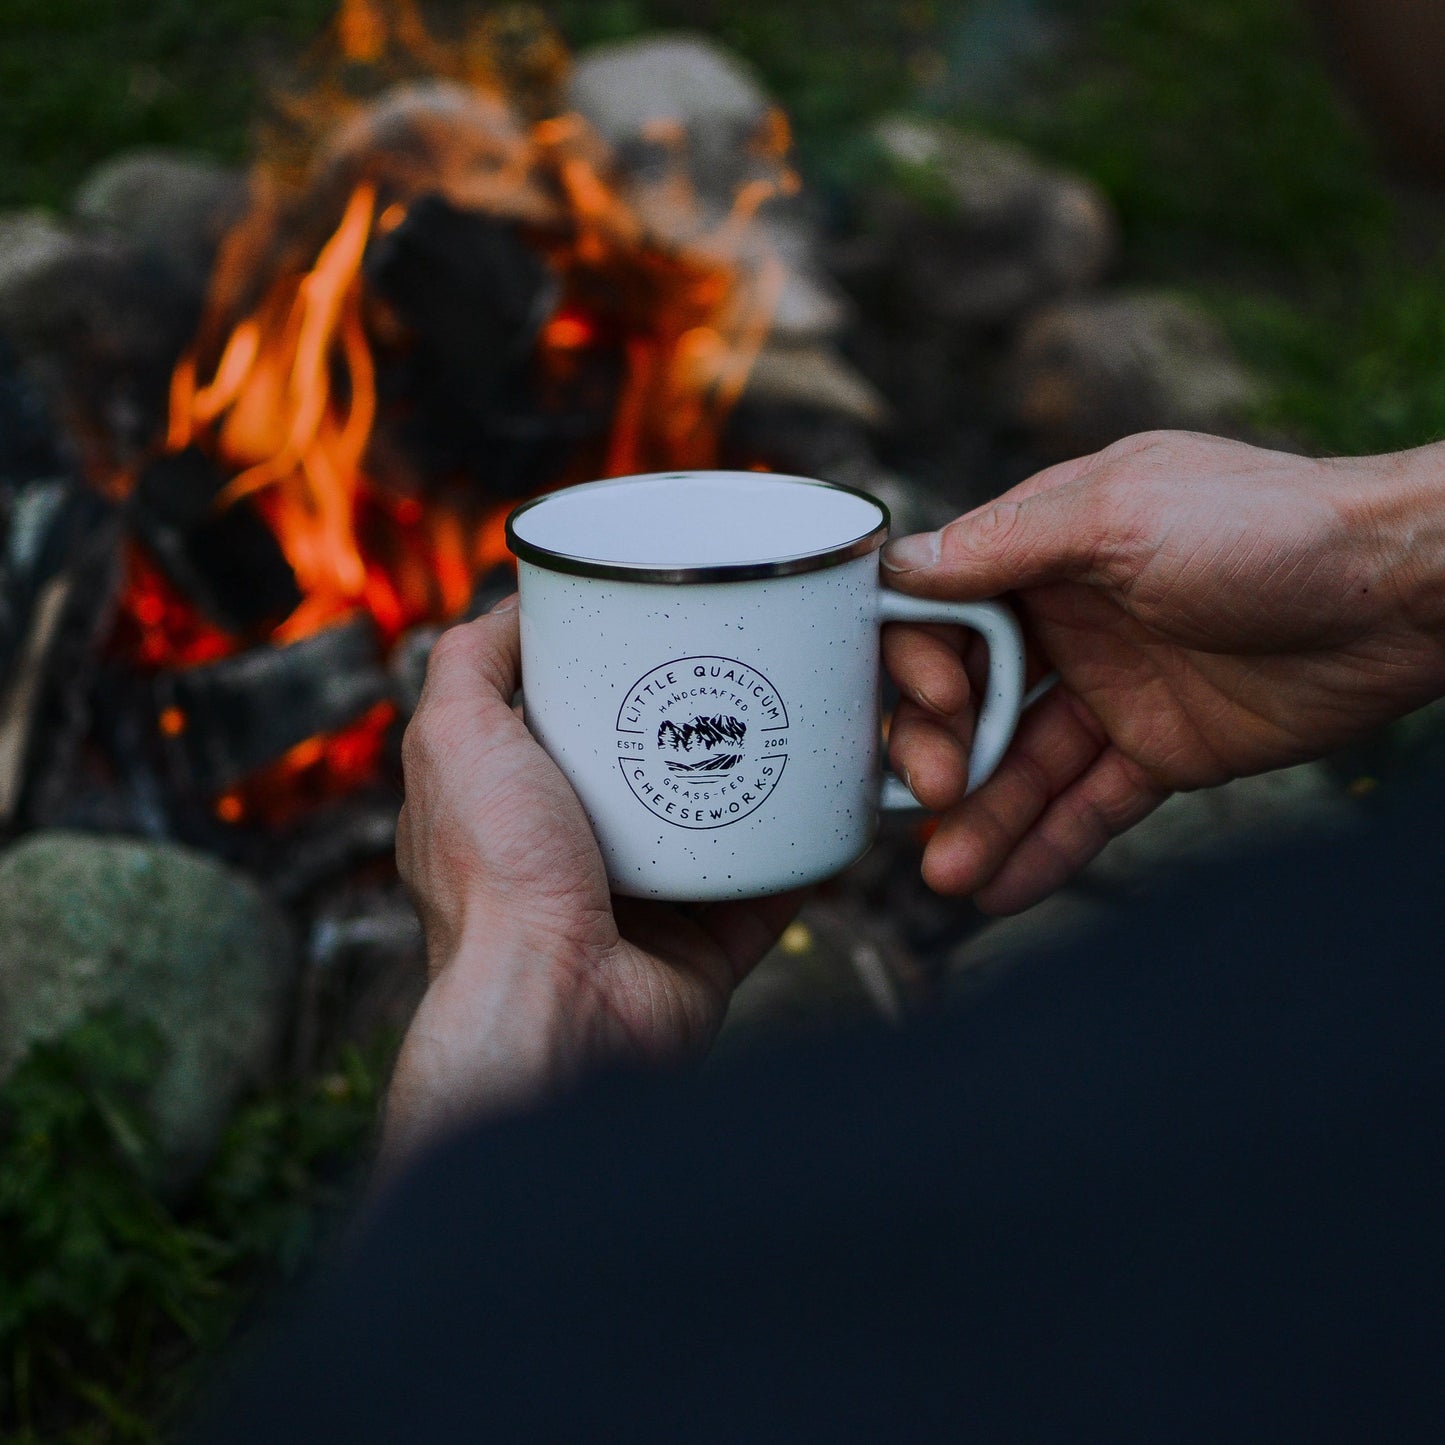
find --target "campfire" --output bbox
[0,0,974,1073]
[74,0,794,831]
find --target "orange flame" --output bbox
[119,0,796,823]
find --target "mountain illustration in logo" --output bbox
[658,715,747,773]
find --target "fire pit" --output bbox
[73,1,812,839]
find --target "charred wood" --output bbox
[0,335,66,488]
[266,792,401,903]
[131,446,302,636]
[10,503,126,831]
[388,562,514,720]
[154,618,390,795]
[366,195,566,490]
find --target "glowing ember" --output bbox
[114,0,795,822]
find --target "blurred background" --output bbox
[5,0,1445,1438]
[10,0,1445,456]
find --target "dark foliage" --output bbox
[0,1010,390,1442]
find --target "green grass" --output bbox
[0,0,935,211]
[0,1011,392,1442]
[955,0,1392,273]
[943,0,1445,457]
[0,0,338,210]
[1211,262,1445,456]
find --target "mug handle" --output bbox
[876,591,1027,809]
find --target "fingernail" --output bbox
[881,532,940,573]
[488,593,519,615]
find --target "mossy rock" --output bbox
[0,831,293,1192]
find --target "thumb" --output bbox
[881,480,1113,599]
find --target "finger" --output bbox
[920,687,1109,896]
[881,477,1122,599]
[414,597,521,716]
[882,622,970,715]
[891,613,1063,809]
[889,697,970,809]
[974,748,1169,915]
[399,601,539,852]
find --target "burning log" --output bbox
[153,616,390,795]
[366,193,560,486]
[131,445,302,636]
[11,0,829,840]
[268,792,403,902]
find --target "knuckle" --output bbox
[1034,826,1088,887]
[948,499,1025,560]
[1102,429,1179,463]
[400,705,455,783]
[1002,743,1053,808]
[425,623,472,673]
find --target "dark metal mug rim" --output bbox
[505,471,892,584]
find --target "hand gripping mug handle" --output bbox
[877,591,1027,810]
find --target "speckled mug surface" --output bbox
[506,472,1025,901]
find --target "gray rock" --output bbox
[743,344,887,426]
[861,115,1118,328]
[0,211,82,297]
[1003,289,1264,459]
[571,36,848,346]
[73,148,246,288]
[0,832,294,1192]
[569,35,772,201]
[0,219,198,455]
[312,80,557,229]
[769,262,851,348]
[760,218,852,345]
[0,219,114,340]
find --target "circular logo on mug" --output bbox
[615,656,791,829]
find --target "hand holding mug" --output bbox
[383,603,803,1173]
[383,467,1027,1165]
[882,431,1445,914]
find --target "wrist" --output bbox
[377,923,593,1175]
[1343,445,1445,645]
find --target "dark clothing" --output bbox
[197,780,1445,1442]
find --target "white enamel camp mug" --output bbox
[506,471,1025,901]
